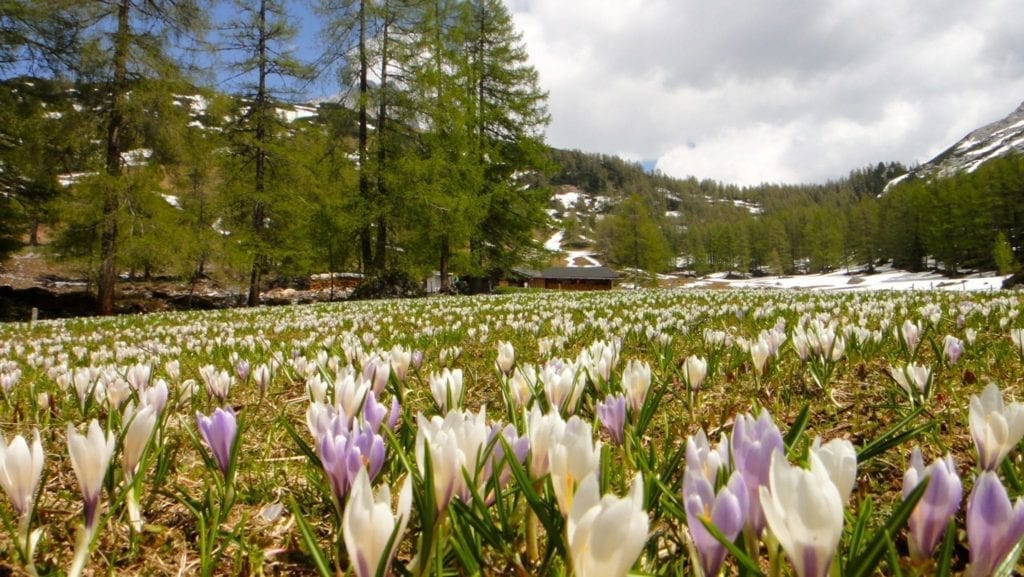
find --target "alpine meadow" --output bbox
[3,2,1024,577]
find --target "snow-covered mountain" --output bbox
[891,100,1024,186]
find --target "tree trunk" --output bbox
[98,0,131,316]
[357,0,373,271]
[440,234,450,293]
[372,13,390,272]
[248,0,269,307]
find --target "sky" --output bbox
[503,0,1024,186]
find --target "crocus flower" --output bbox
[429,368,464,413]
[596,394,626,445]
[508,364,536,409]
[67,420,117,530]
[234,360,250,383]
[759,452,844,577]
[542,359,581,414]
[683,355,708,391]
[731,409,784,537]
[892,364,933,404]
[549,416,602,516]
[943,335,965,365]
[684,469,747,577]
[750,339,771,376]
[343,468,412,577]
[621,359,651,414]
[388,345,412,383]
[319,425,385,507]
[496,341,515,376]
[415,409,490,510]
[969,382,1024,471]
[903,447,962,561]
[361,390,388,433]
[810,437,857,504]
[253,363,271,395]
[567,473,648,577]
[125,363,151,391]
[198,365,231,402]
[122,401,158,480]
[526,406,565,479]
[901,319,922,357]
[486,423,530,492]
[196,407,238,477]
[1011,327,1024,359]
[686,429,730,485]
[966,470,1024,577]
[0,429,44,517]
[362,355,389,395]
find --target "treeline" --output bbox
[551,147,1023,278]
[0,0,549,313]
[675,158,1024,276]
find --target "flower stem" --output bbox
[68,526,94,577]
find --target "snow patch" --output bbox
[553,190,581,210]
[544,230,563,252]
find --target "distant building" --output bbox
[520,266,619,290]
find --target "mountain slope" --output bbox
[892,100,1024,185]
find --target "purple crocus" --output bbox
[683,470,747,577]
[362,391,388,433]
[235,360,251,383]
[731,409,784,538]
[318,425,386,508]
[942,335,964,366]
[902,447,962,561]
[487,423,529,492]
[196,408,238,477]
[966,471,1024,577]
[597,394,627,446]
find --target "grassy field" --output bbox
[1,288,1023,576]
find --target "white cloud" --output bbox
[509,0,1024,185]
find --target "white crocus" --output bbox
[683,355,708,390]
[343,468,413,577]
[0,429,45,517]
[541,360,581,414]
[122,402,157,480]
[508,364,536,409]
[810,437,858,504]
[415,408,490,509]
[67,420,117,530]
[567,472,649,577]
[970,382,1024,471]
[759,452,844,577]
[549,416,601,516]
[429,368,464,412]
[892,364,932,403]
[750,339,771,376]
[526,405,566,479]
[496,341,515,375]
[621,359,651,414]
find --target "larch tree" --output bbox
[220,0,311,306]
[66,0,206,314]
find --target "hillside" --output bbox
[890,100,1024,186]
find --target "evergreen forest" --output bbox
[1,0,1023,315]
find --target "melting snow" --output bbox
[162,194,181,209]
[553,190,581,210]
[566,251,602,267]
[678,268,1009,292]
[544,230,563,251]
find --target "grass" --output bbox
[0,288,1021,575]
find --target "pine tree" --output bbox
[52,1,207,314]
[220,0,311,305]
[598,193,673,280]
